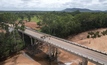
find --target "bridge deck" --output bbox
[20,29,107,65]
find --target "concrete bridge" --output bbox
[19,27,107,65]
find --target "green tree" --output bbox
[41,12,80,37]
[0,13,25,60]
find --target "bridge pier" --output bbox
[82,58,88,65]
[34,39,38,44]
[30,36,34,46]
[48,44,59,62]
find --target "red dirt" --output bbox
[24,21,40,30]
[68,28,107,65]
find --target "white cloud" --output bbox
[0,0,107,11]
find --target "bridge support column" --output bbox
[48,44,59,62]
[82,58,88,65]
[34,39,38,45]
[30,36,33,46]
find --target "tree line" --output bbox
[13,11,107,38]
[37,11,107,38]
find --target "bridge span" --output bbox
[19,27,107,65]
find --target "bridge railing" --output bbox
[25,27,107,56]
[23,27,107,64]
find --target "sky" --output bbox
[0,0,107,11]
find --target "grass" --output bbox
[17,17,28,21]
[31,16,41,23]
[18,16,41,23]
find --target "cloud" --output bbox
[99,0,106,2]
[0,0,107,11]
[21,0,30,1]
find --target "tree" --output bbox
[27,15,31,22]
[40,12,80,37]
[0,13,25,60]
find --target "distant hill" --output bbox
[63,8,106,12]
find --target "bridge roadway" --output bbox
[19,28,107,65]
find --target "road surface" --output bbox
[19,28,107,65]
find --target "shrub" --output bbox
[87,35,90,38]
